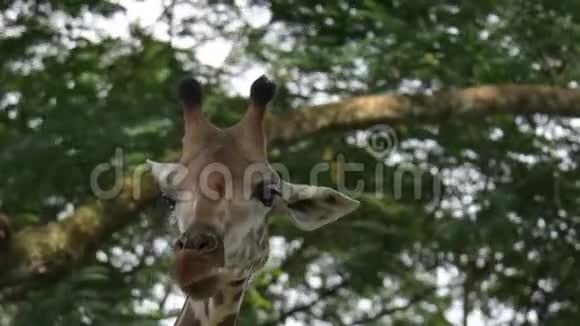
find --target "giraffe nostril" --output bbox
[174,238,186,251]
[177,225,221,254]
[191,233,218,253]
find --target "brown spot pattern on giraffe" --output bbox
[177,301,200,326]
[217,314,238,326]
[232,290,244,303]
[229,278,246,287]
[214,291,224,306]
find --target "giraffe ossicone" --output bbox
[147,75,359,325]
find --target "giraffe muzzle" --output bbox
[173,224,225,299]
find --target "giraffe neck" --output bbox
[174,280,247,326]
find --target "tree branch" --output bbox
[266,84,580,143]
[0,174,159,297]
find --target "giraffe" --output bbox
[147,75,359,326]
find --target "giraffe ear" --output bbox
[279,181,359,231]
[146,160,187,193]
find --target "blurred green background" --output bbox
[2,1,580,325]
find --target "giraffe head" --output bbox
[147,76,359,300]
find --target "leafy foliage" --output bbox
[2,1,580,325]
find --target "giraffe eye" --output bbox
[253,183,280,207]
[162,194,176,210]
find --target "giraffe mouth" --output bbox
[173,248,226,299]
[182,274,221,299]
[183,266,226,284]
[180,267,230,299]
